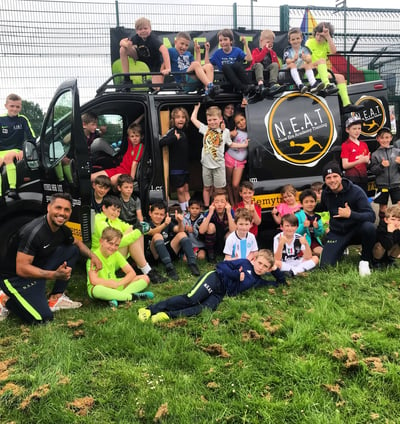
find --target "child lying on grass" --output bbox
[138,249,286,323]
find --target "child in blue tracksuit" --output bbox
[138,249,286,323]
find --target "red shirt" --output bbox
[341,138,369,178]
[106,142,144,177]
[234,201,261,237]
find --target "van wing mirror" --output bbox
[23,140,40,170]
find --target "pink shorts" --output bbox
[224,152,246,169]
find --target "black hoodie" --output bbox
[320,178,375,235]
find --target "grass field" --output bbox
[1,251,400,423]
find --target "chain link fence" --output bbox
[1,1,400,114]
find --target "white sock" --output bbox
[140,263,151,274]
[306,69,316,85]
[179,202,187,212]
[290,68,302,86]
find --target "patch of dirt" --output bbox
[202,343,231,358]
[67,396,95,416]
[19,384,50,410]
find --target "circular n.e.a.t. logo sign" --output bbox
[265,92,337,167]
[355,96,386,137]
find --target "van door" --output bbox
[38,79,91,243]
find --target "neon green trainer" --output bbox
[151,312,170,323]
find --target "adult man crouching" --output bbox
[0,193,101,323]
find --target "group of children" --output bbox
[120,17,363,112]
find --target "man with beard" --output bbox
[0,193,101,323]
[319,161,376,276]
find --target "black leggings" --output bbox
[0,244,80,324]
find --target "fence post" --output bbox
[233,3,237,30]
[279,5,289,32]
[115,0,120,27]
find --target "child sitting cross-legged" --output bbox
[145,202,201,281]
[92,195,166,284]
[273,213,319,277]
[87,227,153,307]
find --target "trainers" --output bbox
[166,267,179,281]
[324,83,339,95]
[207,251,216,263]
[188,263,200,276]
[0,290,9,321]
[138,307,151,322]
[309,81,325,94]
[151,312,170,323]
[298,84,308,94]
[342,103,365,113]
[359,260,371,277]
[207,84,222,99]
[7,189,20,200]
[108,299,118,308]
[268,83,283,96]
[133,291,155,300]
[147,268,167,284]
[48,294,82,312]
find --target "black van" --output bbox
[0,75,389,268]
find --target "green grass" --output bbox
[1,252,400,423]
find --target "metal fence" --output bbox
[1,1,400,114]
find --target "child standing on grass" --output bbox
[138,249,286,323]
[295,189,325,257]
[119,17,171,86]
[191,103,232,208]
[225,112,249,206]
[145,202,200,281]
[341,115,370,194]
[234,180,261,238]
[373,204,400,267]
[183,198,207,261]
[91,122,144,186]
[368,126,400,220]
[223,208,258,261]
[282,28,324,94]
[87,227,153,307]
[199,189,236,262]
[273,213,319,276]
[160,107,191,212]
[116,174,144,226]
[271,184,301,226]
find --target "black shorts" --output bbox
[170,173,189,189]
[374,187,400,205]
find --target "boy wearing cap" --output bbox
[341,115,370,194]
[369,127,400,220]
[319,161,376,276]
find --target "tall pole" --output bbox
[250,0,257,30]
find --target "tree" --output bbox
[21,100,44,137]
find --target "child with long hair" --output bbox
[225,112,249,206]
[160,107,191,211]
[272,184,301,226]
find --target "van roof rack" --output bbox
[96,72,197,96]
